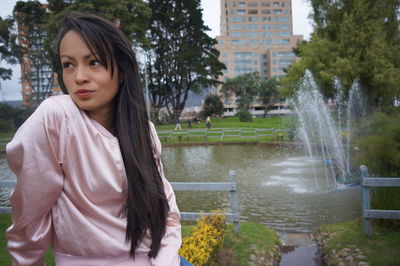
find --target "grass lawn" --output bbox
[182,222,281,266]
[156,117,290,144]
[318,219,400,266]
[156,116,285,130]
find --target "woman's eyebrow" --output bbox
[60,53,97,60]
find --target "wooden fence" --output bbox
[158,128,285,142]
[360,165,400,236]
[0,171,240,233]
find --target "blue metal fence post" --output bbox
[360,165,372,236]
[229,170,240,234]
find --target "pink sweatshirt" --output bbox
[6,95,181,266]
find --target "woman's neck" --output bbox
[87,109,115,135]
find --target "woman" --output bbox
[6,13,185,265]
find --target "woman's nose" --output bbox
[75,66,89,84]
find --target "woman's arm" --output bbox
[149,122,182,266]
[6,98,67,266]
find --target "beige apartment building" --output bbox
[215,0,302,116]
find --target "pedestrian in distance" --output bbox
[5,13,192,266]
[205,116,212,129]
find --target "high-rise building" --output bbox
[215,0,303,116]
[16,3,62,108]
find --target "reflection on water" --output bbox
[162,145,361,233]
[1,145,361,233]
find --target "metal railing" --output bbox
[360,165,400,236]
[170,170,240,234]
[157,128,285,141]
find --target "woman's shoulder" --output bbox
[36,95,78,119]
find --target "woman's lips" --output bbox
[75,90,94,98]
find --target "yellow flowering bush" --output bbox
[179,211,227,266]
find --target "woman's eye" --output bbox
[62,62,73,69]
[90,60,102,66]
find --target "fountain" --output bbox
[292,70,351,190]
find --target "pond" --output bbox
[162,144,361,233]
[1,144,361,234]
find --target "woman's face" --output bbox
[59,30,120,119]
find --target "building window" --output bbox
[273,2,280,7]
[231,31,242,37]
[263,24,272,29]
[248,9,258,14]
[249,16,259,22]
[248,32,259,38]
[261,1,270,7]
[263,16,272,21]
[274,9,282,14]
[248,1,258,7]
[248,24,258,29]
[261,9,271,14]
[238,1,246,7]
[280,16,289,22]
[237,9,246,15]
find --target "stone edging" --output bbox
[314,230,370,266]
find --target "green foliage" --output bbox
[147,0,225,122]
[354,111,400,177]
[200,94,224,119]
[0,16,20,80]
[282,0,400,108]
[222,73,281,121]
[0,103,34,131]
[353,111,400,229]
[237,109,252,122]
[258,77,279,117]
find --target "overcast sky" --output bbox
[0,0,313,101]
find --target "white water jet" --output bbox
[293,70,350,190]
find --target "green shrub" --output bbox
[354,111,400,229]
[237,109,252,122]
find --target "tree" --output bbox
[147,0,225,123]
[221,72,260,122]
[258,77,279,117]
[14,1,54,106]
[281,0,400,109]
[0,16,20,80]
[200,94,224,119]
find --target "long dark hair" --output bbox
[54,13,169,258]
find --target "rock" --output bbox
[356,255,366,260]
[355,248,361,253]
[247,261,257,266]
[342,248,351,252]
[346,255,354,263]
[249,254,256,261]
[337,262,345,266]
[331,249,336,254]
[358,262,370,266]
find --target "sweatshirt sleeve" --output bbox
[6,98,68,266]
[148,122,182,266]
